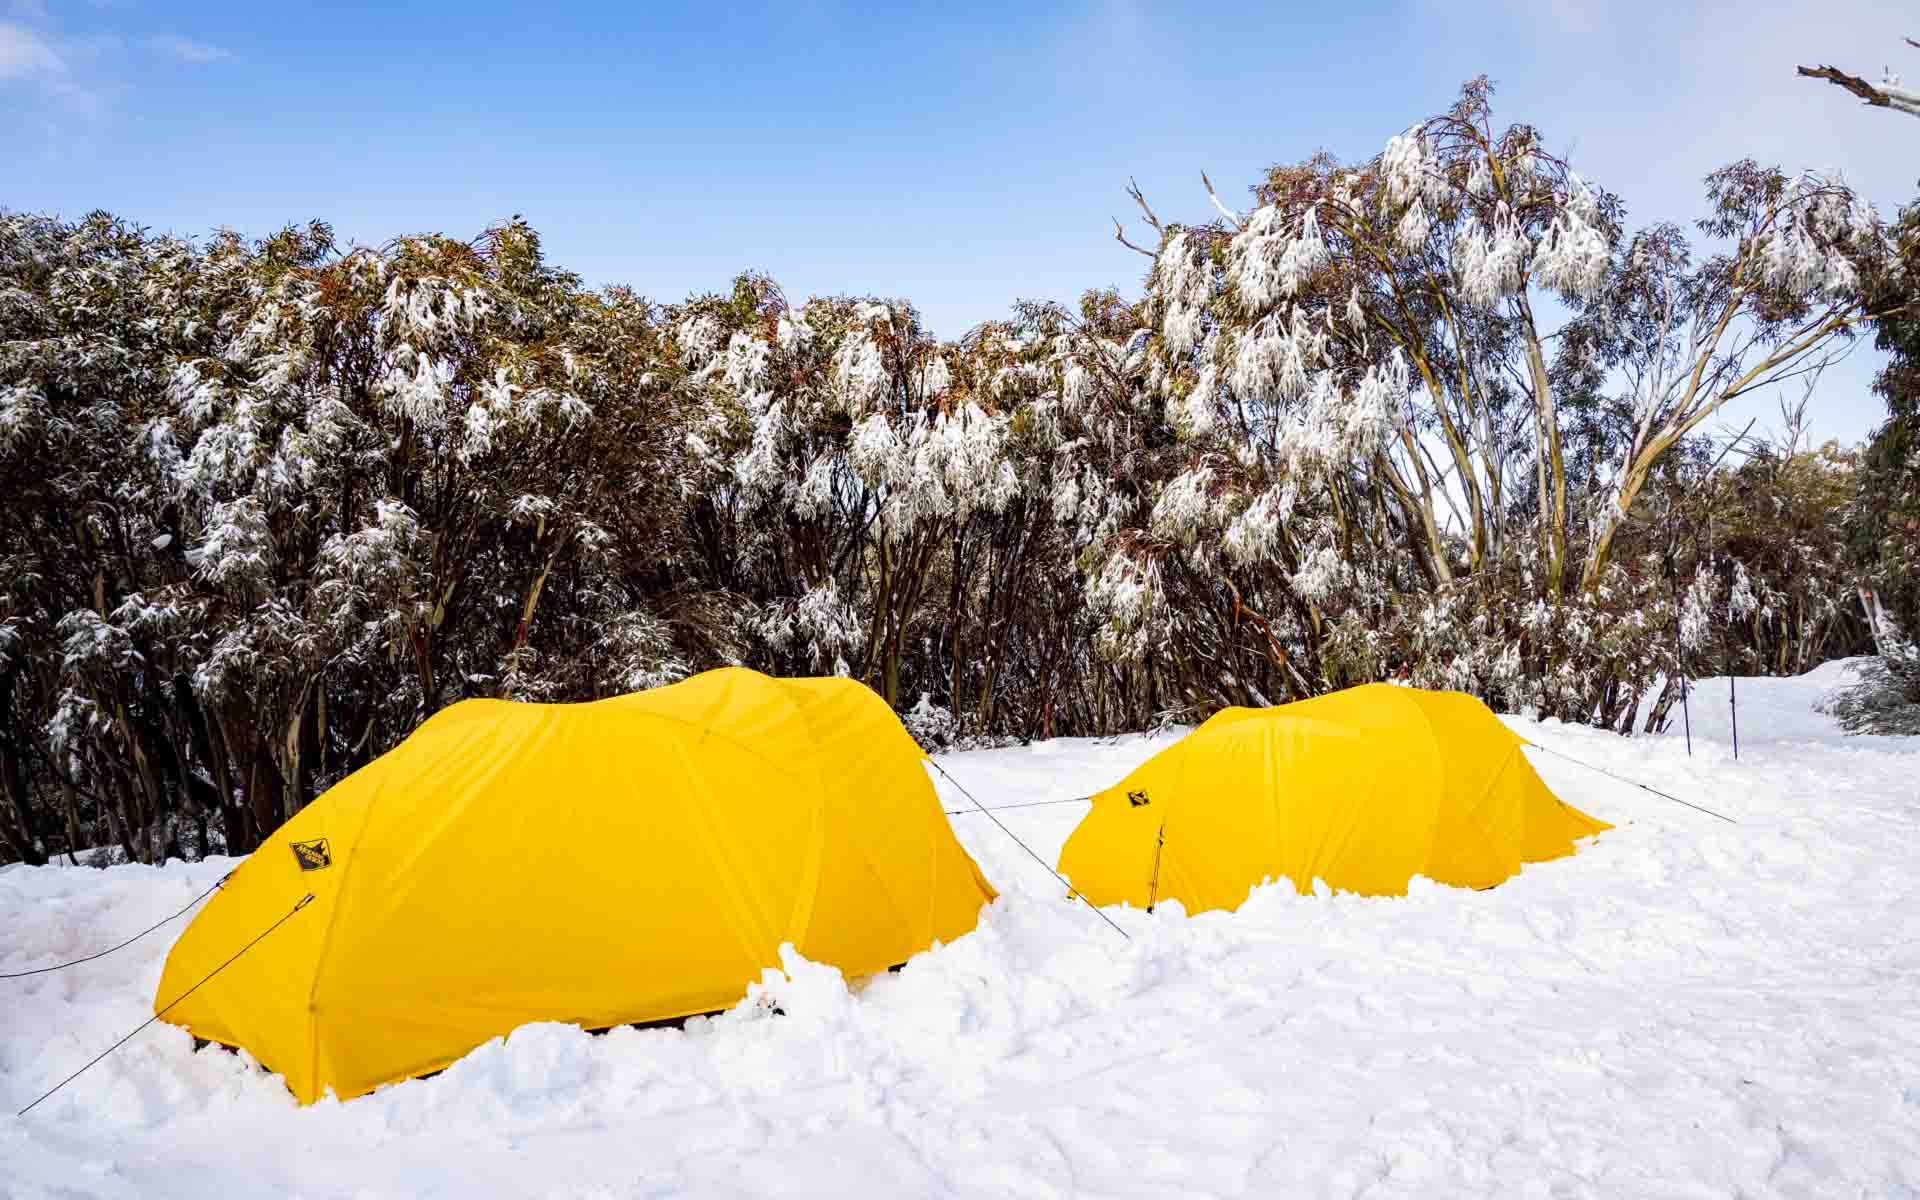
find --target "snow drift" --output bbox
[4,663,1918,1197]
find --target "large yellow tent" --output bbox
[155,668,996,1104]
[1056,683,1608,914]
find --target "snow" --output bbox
[5,664,1919,1197]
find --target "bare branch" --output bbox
[1795,63,1920,117]
[1111,217,1157,259]
[1772,375,1817,459]
[1200,171,1244,232]
[1125,177,1164,234]
[1795,63,1888,103]
[1706,418,1761,474]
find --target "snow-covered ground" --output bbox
[4,662,1918,1198]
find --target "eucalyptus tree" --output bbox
[0,79,1892,865]
[1107,78,1882,720]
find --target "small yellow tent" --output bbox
[155,668,995,1104]
[1056,683,1608,913]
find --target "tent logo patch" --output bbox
[290,838,332,871]
[1128,790,1151,807]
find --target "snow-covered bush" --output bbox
[1823,652,1920,735]
[901,693,960,750]
[0,79,1896,867]
[1822,591,1920,734]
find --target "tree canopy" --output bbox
[0,80,1898,865]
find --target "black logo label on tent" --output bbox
[290,838,332,871]
[1128,790,1151,807]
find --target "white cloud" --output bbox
[147,34,230,64]
[0,17,103,113]
[0,16,233,126]
[0,18,64,82]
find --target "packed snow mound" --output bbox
[5,669,1919,1197]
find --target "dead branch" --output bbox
[1125,177,1164,234]
[1797,64,1895,105]
[1796,62,1920,116]
[1112,217,1157,259]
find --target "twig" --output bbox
[1125,177,1165,234]
[1112,218,1157,259]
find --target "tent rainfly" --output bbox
[156,668,996,1103]
[1056,683,1609,913]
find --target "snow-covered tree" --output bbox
[1100,78,1884,721]
[0,214,708,862]
[0,81,1895,865]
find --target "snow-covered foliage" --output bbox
[0,214,703,864]
[899,691,961,749]
[0,81,1894,868]
[1080,77,1886,732]
[1822,590,1920,734]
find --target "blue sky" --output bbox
[2,0,1912,443]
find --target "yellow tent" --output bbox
[155,668,996,1104]
[1056,683,1608,913]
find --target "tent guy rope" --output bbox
[0,873,231,980]
[1525,743,1739,824]
[942,795,1090,816]
[16,892,315,1117]
[924,758,1130,941]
